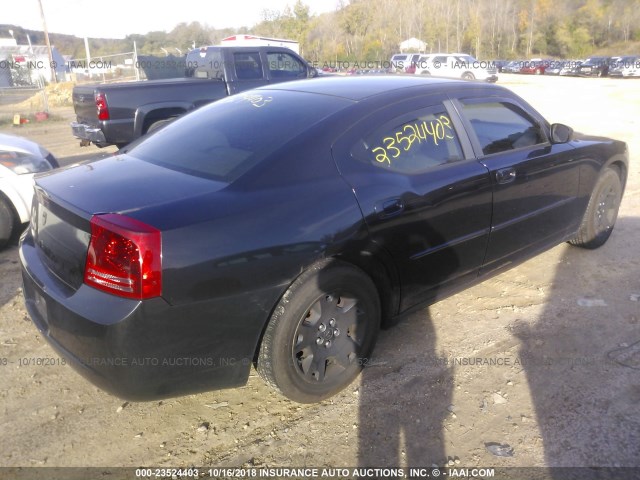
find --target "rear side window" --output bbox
[351,107,465,175]
[460,101,545,155]
[185,48,224,79]
[127,90,351,182]
[234,52,263,79]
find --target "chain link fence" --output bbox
[0,49,189,124]
[70,51,140,84]
[0,50,141,124]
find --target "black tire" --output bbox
[146,118,174,135]
[461,72,475,80]
[569,168,622,249]
[257,259,380,403]
[0,199,15,250]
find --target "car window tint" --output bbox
[351,108,464,175]
[186,49,224,79]
[267,52,306,79]
[460,101,545,155]
[234,52,263,79]
[127,90,350,183]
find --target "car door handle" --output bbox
[496,168,517,184]
[375,198,405,219]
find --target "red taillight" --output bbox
[84,214,162,300]
[95,92,110,121]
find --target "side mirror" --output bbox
[309,67,319,78]
[550,123,573,144]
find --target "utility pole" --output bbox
[37,0,57,83]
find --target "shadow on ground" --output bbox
[356,216,640,473]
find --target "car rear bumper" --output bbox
[71,122,107,145]
[19,230,274,401]
[70,122,108,146]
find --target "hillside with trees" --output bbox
[259,0,640,60]
[3,0,640,62]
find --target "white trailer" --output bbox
[220,35,300,54]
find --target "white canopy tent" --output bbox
[399,37,427,52]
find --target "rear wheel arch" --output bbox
[252,250,397,360]
[145,118,174,135]
[333,250,400,325]
[141,108,186,134]
[255,257,382,402]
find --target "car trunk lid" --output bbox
[32,154,227,291]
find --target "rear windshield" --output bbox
[185,48,224,79]
[127,89,351,182]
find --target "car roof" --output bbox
[0,132,43,157]
[256,75,502,101]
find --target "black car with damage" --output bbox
[22,76,628,403]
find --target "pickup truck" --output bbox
[71,46,318,148]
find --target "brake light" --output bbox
[84,214,162,299]
[95,92,110,121]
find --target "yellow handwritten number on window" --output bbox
[371,114,455,167]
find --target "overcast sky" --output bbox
[4,0,340,39]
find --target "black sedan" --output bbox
[20,76,628,403]
[574,56,612,77]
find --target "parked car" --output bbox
[545,60,581,76]
[389,53,422,73]
[519,59,547,74]
[71,46,317,149]
[609,55,640,78]
[501,60,522,73]
[545,60,568,75]
[21,76,627,403]
[574,56,612,77]
[0,133,58,250]
[415,53,498,81]
[560,60,581,76]
[491,60,509,73]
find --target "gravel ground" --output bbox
[0,74,638,479]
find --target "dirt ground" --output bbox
[0,75,639,479]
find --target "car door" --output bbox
[226,51,267,94]
[453,96,580,273]
[333,96,493,311]
[430,55,449,77]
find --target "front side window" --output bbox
[267,52,306,79]
[460,101,545,156]
[351,107,465,175]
